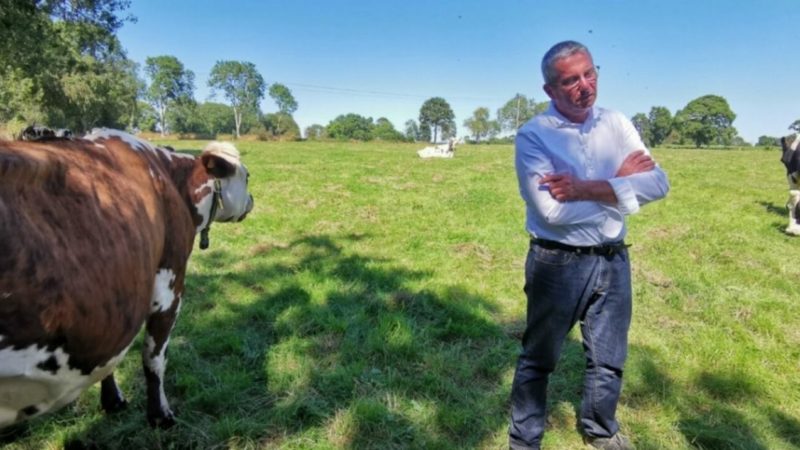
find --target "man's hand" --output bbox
[539,174,618,204]
[539,173,584,202]
[616,150,655,177]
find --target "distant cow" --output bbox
[19,125,73,141]
[19,125,56,141]
[417,137,459,159]
[780,136,800,235]
[0,129,254,428]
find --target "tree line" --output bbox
[1,2,797,146]
[631,96,797,148]
[463,94,799,148]
[0,1,460,143]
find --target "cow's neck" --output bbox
[161,156,218,238]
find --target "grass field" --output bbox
[2,141,799,449]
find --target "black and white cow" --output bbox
[19,125,73,141]
[780,136,800,235]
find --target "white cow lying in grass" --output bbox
[780,135,800,235]
[418,138,458,159]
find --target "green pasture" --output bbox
[3,142,799,449]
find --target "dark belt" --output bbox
[531,238,629,256]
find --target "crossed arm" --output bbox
[539,150,656,204]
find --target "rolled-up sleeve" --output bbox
[608,115,671,214]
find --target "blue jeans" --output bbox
[509,241,632,449]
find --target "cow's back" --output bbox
[0,138,173,424]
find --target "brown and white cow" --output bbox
[780,135,800,235]
[0,129,253,428]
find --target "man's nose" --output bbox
[577,76,593,89]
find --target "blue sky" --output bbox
[117,0,798,143]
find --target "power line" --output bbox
[277,81,505,103]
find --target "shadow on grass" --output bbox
[758,200,789,220]
[624,347,800,449]
[755,201,796,235]
[13,233,799,449]
[767,408,800,447]
[756,200,786,218]
[43,232,520,449]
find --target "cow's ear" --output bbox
[201,153,237,178]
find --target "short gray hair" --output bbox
[541,41,592,85]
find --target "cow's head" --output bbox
[200,142,254,223]
[780,136,800,175]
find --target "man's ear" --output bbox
[201,153,237,178]
[543,83,555,100]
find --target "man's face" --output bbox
[543,51,598,122]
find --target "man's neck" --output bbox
[554,103,590,124]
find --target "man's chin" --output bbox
[576,97,595,109]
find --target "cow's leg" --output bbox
[142,269,182,428]
[143,309,179,428]
[100,373,127,413]
[786,189,800,235]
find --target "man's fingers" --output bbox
[616,150,656,177]
[539,174,564,184]
[627,150,646,159]
[627,150,652,163]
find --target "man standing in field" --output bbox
[508,41,669,450]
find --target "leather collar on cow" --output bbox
[199,179,223,250]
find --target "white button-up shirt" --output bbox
[515,104,670,246]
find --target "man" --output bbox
[508,41,669,450]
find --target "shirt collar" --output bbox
[545,103,603,128]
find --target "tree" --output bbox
[195,102,235,136]
[268,83,298,115]
[0,68,46,125]
[117,59,146,131]
[165,98,202,134]
[441,118,458,140]
[648,106,673,147]
[208,61,265,138]
[730,135,751,147]
[304,124,326,140]
[267,83,297,137]
[789,120,800,133]
[419,97,455,143]
[261,112,300,140]
[497,94,546,134]
[404,119,421,142]
[419,122,432,143]
[464,107,499,142]
[674,95,736,147]
[0,0,134,77]
[60,61,126,131]
[144,55,195,136]
[756,136,780,147]
[372,117,405,141]
[0,1,51,77]
[132,100,157,132]
[631,113,652,146]
[326,114,374,141]
[0,0,137,131]
[43,0,135,35]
